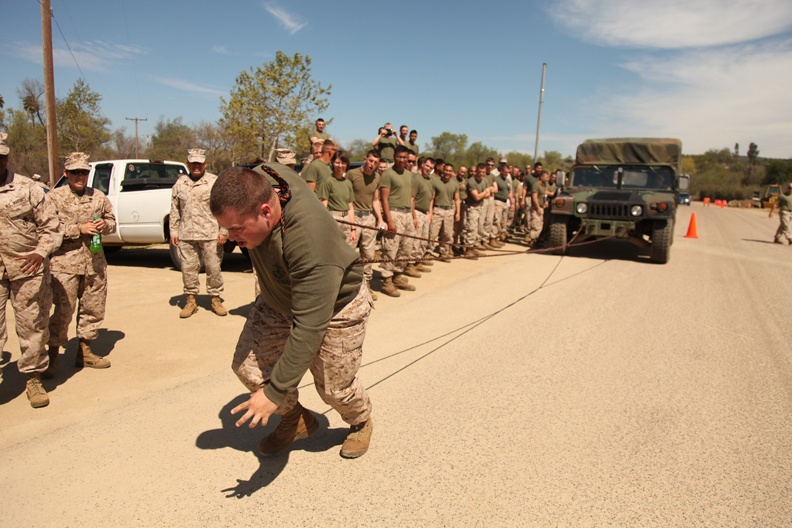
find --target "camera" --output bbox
[383,129,393,138]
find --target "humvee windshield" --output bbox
[570,165,673,190]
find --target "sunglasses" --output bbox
[68,169,90,176]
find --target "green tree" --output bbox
[57,79,111,156]
[343,139,372,161]
[18,79,46,127]
[762,160,792,185]
[463,142,500,166]
[193,120,233,172]
[427,132,468,164]
[541,150,564,170]
[147,117,195,161]
[6,107,48,177]
[220,51,331,163]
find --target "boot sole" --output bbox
[259,416,320,456]
[179,307,198,319]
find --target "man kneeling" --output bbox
[210,163,374,458]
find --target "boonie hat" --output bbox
[499,157,507,164]
[187,148,206,163]
[64,152,91,171]
[275,148,297,165]
[0,132,9,155]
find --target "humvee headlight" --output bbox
[553,198,566,208]
[630,205,643,217]
[576,203,588,214]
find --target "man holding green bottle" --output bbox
[45,152,116,378]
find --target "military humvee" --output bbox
[549,138,690,264]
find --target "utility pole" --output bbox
[533,63,547,164]
[126,117,147,159]
[41,0,59,187]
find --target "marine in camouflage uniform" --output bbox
[771,183,792,245]
[45,152,116,377]
[0,132,62,408]
[526,171,550,246]
[429,162,461,262]
[210,162,374,459]
[170,149,228,318]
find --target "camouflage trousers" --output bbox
[354,213,377,282]
[528,206,545,241]
[494,200,509,237]
[774,210,792,243]
[49,270,107,347]
[481,196,495,240]
[429,207,455,257]
[454,204,467,247]
[464,204,483,247]
[411,210,430,260]
[0,270,51,375]
[232,284,373,425]
[179,240,223,296]
[329,210,356,248]
[379,210,414,279]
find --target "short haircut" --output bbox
[417,156,427,166]
[434,158,445,166]
[333,150,350,170]
[365,149,381,160]
[444,162,455,170]
[316,118,325,123]
[410,129,417,135]
[477,163,487,170]
[486,157,495,164]
[394,145,410,156]
[211,167,274,218]
[534,161,543,168]
[321,139,338,152]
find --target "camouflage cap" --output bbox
[275,148,297,165]
[187,148,206,163]
[0,132,9,155]
[64,152,91,171]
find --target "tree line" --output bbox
[1,50,788,197]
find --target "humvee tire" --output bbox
[548,217,568,255]
[650,219,672,264]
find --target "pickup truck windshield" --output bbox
[120,162,188,192]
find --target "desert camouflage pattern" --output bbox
[379,210,414,278]
[0,271,52,374]
[775,210,792,243]
[481,195,495,240]
[170,172,227,241]
[48,186,116,275]
[411,210,430,260]
[463,203,483,247]
[528,205,544,241]
[354,213,378,281]
[329,210,355,248]
[429,207,455,257]
[494,200,509,238]
[576,138,683,173]
[178,240,224,296]
[48,271,107,346]
[232,285,373,425]
[0,173,62,280]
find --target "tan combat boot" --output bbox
[380,277,400,297]
[180,294,198,318]
[414,263,432,273]
[393,274,416,291]
[403,264,422,278]
[211,296,228,316]
[259,403,319,456]
[42,346,59,379]
[490,237,504,248]
[464,249,479,260]
[421,255,435,266]
[75,339,111,369]
[366,280,378,301]
[26,374,49,408]
[340,417,373,458]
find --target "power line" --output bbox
[45,1,87,82]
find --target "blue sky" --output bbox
[3,0,792,159]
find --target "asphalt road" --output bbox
[1,203,790,527]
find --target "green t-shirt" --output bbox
[456,177,468,201]
[466,177,489,205]
[381,167,413,209]
[346,167,381,212]
[248,162,363,405]
[432,177,458,208]
[495,176,511,201]
[377,137,398,162]
[512,179,523,202]
[317,176,354,212]
[405,142,419,156]
[301,159,332,188]
[777,192,792,212]
[412,173,434,213]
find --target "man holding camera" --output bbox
[371,123,403,166]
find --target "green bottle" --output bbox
[89,215,102,253]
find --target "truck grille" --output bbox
[589,202,630,219]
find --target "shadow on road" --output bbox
[196,394,349,498]
[561,238,649,264]
[106,246,252,273]
[742,238,784,245]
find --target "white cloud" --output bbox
[212,46,229,55]
[585,40,792,157]
[549,0,792,49]
[152,77,227,98]
[262,2,306,34]
[12,40,147,72]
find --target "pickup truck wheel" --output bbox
[650,219,672,264]
[548,217,568,255]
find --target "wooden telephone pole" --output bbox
[126,117,147,159]
[41,0,59,187]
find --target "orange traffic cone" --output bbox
[685,212,699,238]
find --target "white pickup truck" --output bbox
[55,159,190,268]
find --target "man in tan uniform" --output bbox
[170,148,228,318]
[0,132,62,408]
[45,152,116,378]
[210,162,374,458]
